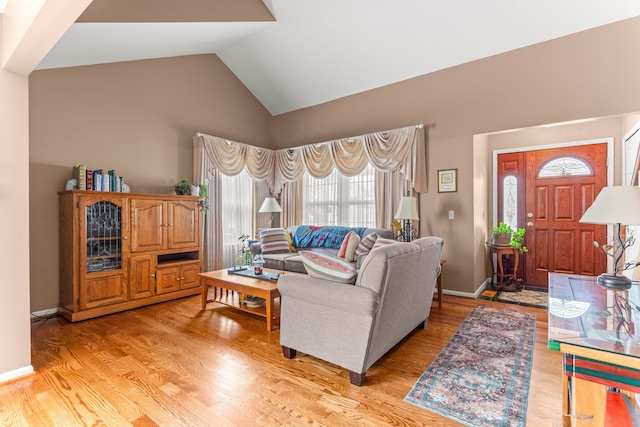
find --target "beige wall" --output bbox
[29,54,272,312]
[0,41,31,380]
[78,0,274,22]
[271,17,640,294]
[1,0,90,382]
[28,16,640,313]
[473,135,491,291]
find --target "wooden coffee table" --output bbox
[200,268,283,331]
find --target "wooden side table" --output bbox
[432,259,446,308]
[488,245,519,286]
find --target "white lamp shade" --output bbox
[394,196,419,220]
[579,186,640,225]
[259,197,282,213]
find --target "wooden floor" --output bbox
[1,295,566,426]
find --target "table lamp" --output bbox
[579,186,640,290]
[395,192,419,242]
[259,197,282,227]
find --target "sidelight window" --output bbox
[502,175,518,230]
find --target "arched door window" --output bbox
[538,157,592,177]
[502,175,518,230]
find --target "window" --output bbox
[539,157,592,177]
[302,163,375,227]
[502,175,518,230]
[220,169,253,267]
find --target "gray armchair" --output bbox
[277,236,444,386]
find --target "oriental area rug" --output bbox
[404,305,536,427]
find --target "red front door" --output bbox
[497,143,608,287]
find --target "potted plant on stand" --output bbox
[490,222,528,252]
[491,222,513,246]
[489,222,528,291]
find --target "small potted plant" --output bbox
[491,222,528,252]
[174,180,209,212]
[236,234,252,267]
[175,179,191,195]
[491,222,513,246]
[510,227,528,253]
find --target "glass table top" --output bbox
[548,272,640,358]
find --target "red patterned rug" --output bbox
[404,305,536,427]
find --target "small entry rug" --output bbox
[404,305,536,427]
[479,285,548,309]
[495,289,548,308]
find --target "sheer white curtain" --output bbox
[193,125,427,268]
[220,169,254,268]
[302,163,375,227]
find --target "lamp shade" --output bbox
[259,197,282,213]
[579,186,640,225]
[394,196,419,220]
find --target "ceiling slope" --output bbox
[34,0,640,115]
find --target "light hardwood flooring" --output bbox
[1,295,566,426]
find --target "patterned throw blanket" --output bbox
[293,226,366,249]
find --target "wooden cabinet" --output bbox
[129,254,155,300]
[168,200,200,249]
[130,198,200,253]
[130,199,164,252]
[156,261,200,293]
[59,191,202,322]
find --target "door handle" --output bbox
[527,221,534,227]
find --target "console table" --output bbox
[488,245,519,286]
[548,273,640,426]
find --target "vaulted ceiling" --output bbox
[29,0,640,115]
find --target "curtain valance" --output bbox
[193,124,427,194]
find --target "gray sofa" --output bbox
[251,225,394,273]
[277,236,444,386]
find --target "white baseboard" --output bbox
[30,308,58,319]
[0,365,34,384]
[442,278,491,299]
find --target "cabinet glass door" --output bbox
[86,201,122,273]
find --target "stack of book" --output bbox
[72,165,125,192]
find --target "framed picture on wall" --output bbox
[438,169,457,193]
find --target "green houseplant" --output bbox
[236,234,252,267]
[491,222,528,252]
[174,180,209,212]
[197,183,209,212]
[174,179,191,195]
[491,222,513,246]
[510,227,528,253]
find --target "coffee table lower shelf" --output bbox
[200,269,281,331]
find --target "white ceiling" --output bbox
[32,0,640,115]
